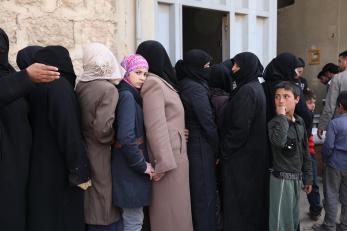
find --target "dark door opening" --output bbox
[183,6,229,64]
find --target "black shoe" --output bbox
[309,212,321,221]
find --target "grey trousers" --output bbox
[322,165,347,231]
[269,175,301,231]
[122,207,144,231]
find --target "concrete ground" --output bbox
[299,177,341,231]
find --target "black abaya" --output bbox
[0,28,33,231]
[27,46,90,231]
[221,52,269,231]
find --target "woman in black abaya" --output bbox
[27,46,90,231]
[176,49,218,231]
[221,52,269,231]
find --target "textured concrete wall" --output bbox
[277,0,345,113]
[0,0,155,75]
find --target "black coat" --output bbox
[27,46,89,231]
[179,78,218,231]
[0,71,33,231]
[111,81,151,208]
[221,80,269,231]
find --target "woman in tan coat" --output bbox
[136,40,193,231]
[75,43,123,231]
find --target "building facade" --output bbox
[278,0,347,112]
[1,0,277,75]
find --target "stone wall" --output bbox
[0,0,154,75]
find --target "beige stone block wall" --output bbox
[0,0,156,75]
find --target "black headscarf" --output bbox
[16,46,43,70]
[263,52,301,82]
[175,49,212,83]
[33,46,76,87]
[136,40,178,89]
[232,52,263,88]
[0,28,15,77]
[208,63,232,93]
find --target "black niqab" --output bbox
[0,28,15,77]
[33,46,76,87]
[136,40,178,89]
[232,52,263,87]
[208,63,232,93]
[263,52,301,82]
[175,49,212,83]
[16,46,43,70]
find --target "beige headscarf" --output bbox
[78,42,124,84]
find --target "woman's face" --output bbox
[203,62,210,69]
[231,63,240,74]
[128,67,148,89]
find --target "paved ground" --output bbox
[299,177,341,231]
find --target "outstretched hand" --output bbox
[26,63,60,83]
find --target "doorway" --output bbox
[182,6,229,64]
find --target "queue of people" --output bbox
[1,26,347,231]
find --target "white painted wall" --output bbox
[154,0,277,66]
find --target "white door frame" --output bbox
[155,0,277,65]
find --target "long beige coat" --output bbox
[141,73,193,231]
[75,80,120,225]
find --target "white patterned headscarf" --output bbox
[78,42,124,84]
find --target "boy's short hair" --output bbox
[317,70,325,79]
[337,91,347,110]
[274,81,301,98]
[322,63,339,74]
[304,89,316,101]
[339,50,347,58]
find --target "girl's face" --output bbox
[128,68,148,89]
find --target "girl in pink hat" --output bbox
[111,54,154,231]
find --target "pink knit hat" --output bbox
[121,54,149,78]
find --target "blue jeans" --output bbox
[122,207,144,231]
[87,222,118,231]
[307,155,323,216]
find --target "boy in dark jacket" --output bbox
[268,81,312,231]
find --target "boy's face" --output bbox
[306,99,316,112]
[338,56,347,70]
[275,88,299,116]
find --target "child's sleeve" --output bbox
[267,115,289,148]
[301,130,313,185]
[322,120,336,161]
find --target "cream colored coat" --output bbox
[141,73,193,231]
[75,80,120,225]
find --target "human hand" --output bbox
[152,172,165,182]
[78,180,92,190]
[26,63,60,83]
[317,128,324,139]
[276,105,286,116]
[303,185,312,194]
[184,128,189,142]
[144,162,155,180]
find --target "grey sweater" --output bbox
[319,69,347,130]
[268,114,312,185]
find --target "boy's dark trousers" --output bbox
[307,155,323,216]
